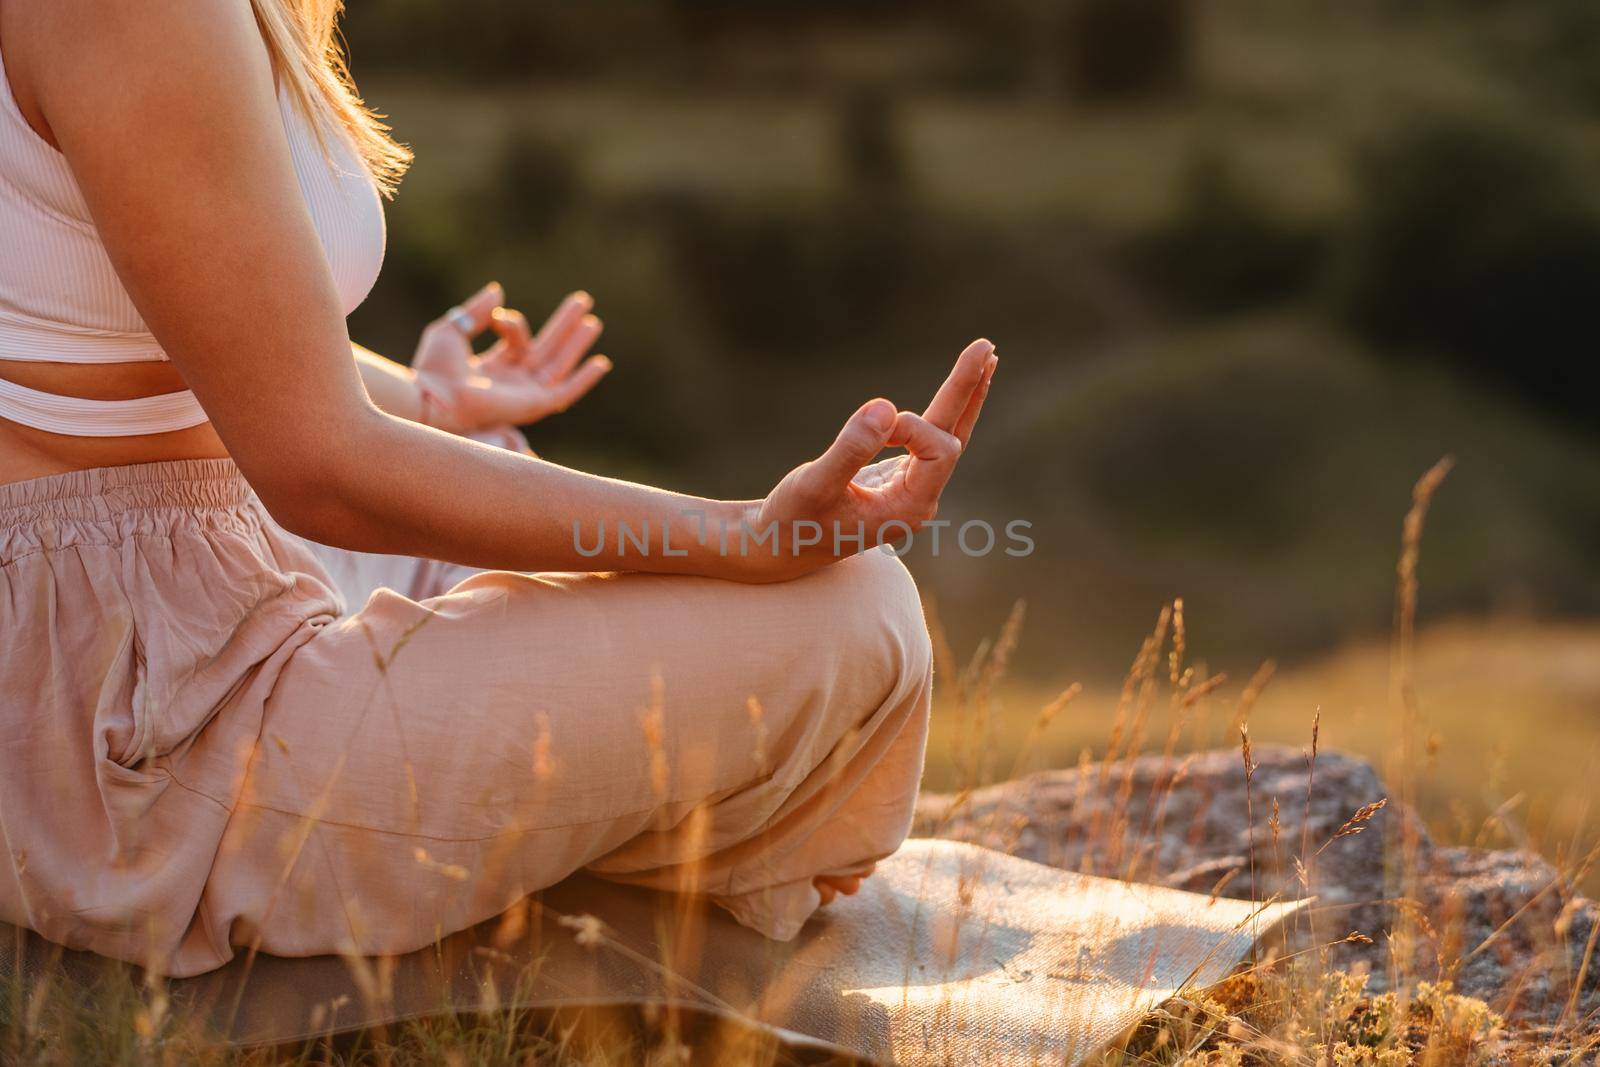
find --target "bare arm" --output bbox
[352,343,424,424]
[16,0,992,581]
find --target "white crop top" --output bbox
[0,47,386,437]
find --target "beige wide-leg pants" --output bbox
[0,457,933,977]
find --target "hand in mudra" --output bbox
[750,338,997,581]
[413,283,611,434]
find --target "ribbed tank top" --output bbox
[0,45,386,436]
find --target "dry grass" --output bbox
[925,616,1600,892]
[914,594,1566,1065]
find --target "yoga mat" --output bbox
[3,840,1305,1065]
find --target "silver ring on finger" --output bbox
[445,306,476,336]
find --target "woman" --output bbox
[0,0,995,977]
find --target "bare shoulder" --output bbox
[7,0,262,59]
[8,0,274,148]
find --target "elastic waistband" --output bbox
[0,458,253,525]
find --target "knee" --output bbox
[823,548,933,696]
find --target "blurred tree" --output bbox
[1331,111,1600,431]
[1133,142,1323,315]
[836,83,907,201]
[1492,0,1600,115]
[343,1,681,81]
[1064,0,1193,101]
[654,84,914,355]
[492,131,582,239]
[1538,0,1600,111]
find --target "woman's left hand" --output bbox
[412,283,611,434]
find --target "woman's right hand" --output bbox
[741,339,998,582]
[412,285,611,435]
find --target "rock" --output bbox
[1426,847,1600,1025]
[916,744,1600,1027]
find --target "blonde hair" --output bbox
[249,0,410,196]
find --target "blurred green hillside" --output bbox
[342,0,1600,677]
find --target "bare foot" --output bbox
[814,863,877,905]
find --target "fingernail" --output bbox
[864,399,894,433]
[594,355,613,372]
[571,290,592,306]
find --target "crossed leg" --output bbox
[188,546,932,967]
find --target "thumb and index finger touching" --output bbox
[812,338,999,496]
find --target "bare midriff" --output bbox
[0,359,227,486]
